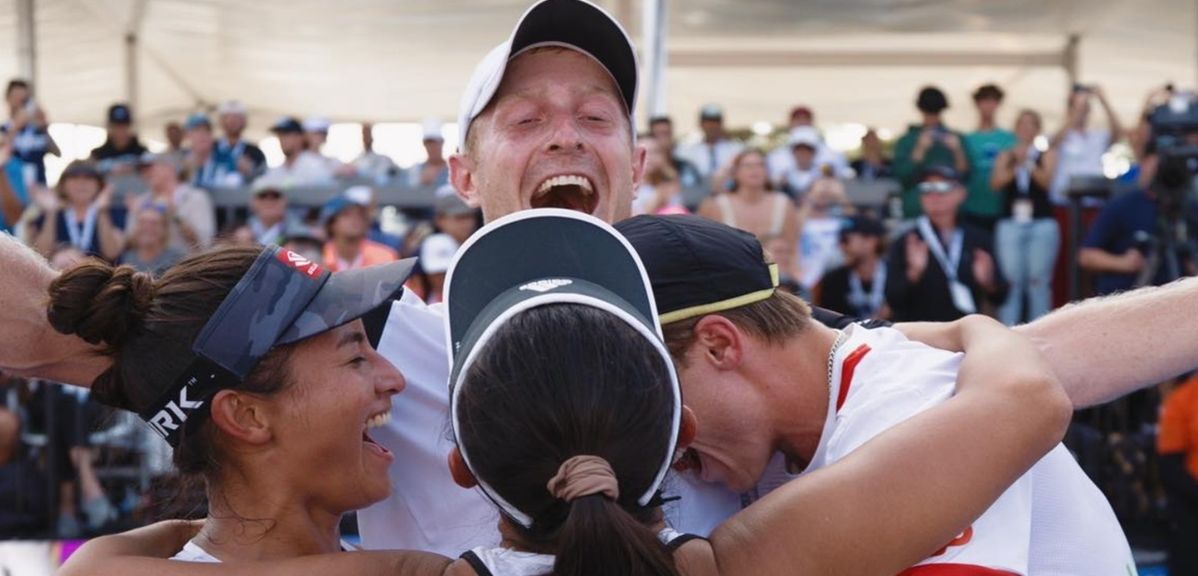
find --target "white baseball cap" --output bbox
[303,116,331,134]
[456,0,638,153]
[217,100,247,116]
[343,185,374,206]
[420,233,460,275]
[422,118,445,142]
[787,126,822,149]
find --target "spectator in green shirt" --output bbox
[893,86,971,219]
[964,84,1017,232]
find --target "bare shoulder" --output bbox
[675,538,718,576]
[441,558,478,576]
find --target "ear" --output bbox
[678,405,698,449]
[448,153,481,208]
[691,315,744,371]
[448,447,478,489]
[630,141,648,190]
[207,390,272,446]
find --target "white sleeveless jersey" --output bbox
[460,528,700,576]
[749,325,1136,576]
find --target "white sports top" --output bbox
[169,539,358,563]
[460,527,700,576]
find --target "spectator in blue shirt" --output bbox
[2,79,60,186]
[0,134,29,233]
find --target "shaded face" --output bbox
[841,232,879,262]
[165,124,184,148]
[144,162,176,189]
[109,123,132,144]
[252,191,287,223]
[265,320,405,512]
[975,97,1001,118]
[643,138,668,173]
[62,175,100,206]
[188,126,214,151]
[1014,113,1040,142]
[650,121,673,147]
[453,49,643,223]
[435,213,477,245]
[673,354,775,492]
[861,130,881,151]
[7,86,29,111]
[423,139,443,161]
[1069,93,1091,124]
[734,152,769,190]
[791,111,812,128]
[134,209,168,248]
[220,113,246,137]
[305,131,327,150]
[919,176,965,218]
[331,206,369,241]
[278,132,305,155]
[700,118,722,140]
[792,145,816,168]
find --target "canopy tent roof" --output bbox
[0,0,1194,142]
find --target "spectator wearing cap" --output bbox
[320,193,397,272]
[1158,375,1198,576]
[118,203,186,275]
[247,181,305,246]
[776,126,825,200]
[88,103,148,176]
[963,84,1017,231]
[408,119,450,189]
[676,104,745,181]
[815,215,890,320]
[184,113,231,190]
[303,116,356,178]
[647,115,703,188]
[990,109,1060,325]
[2,79,60,186]
[697,148,799,282]
[343,184,403,251]
[434,189,479,246]
[1049,83,1124,203]
[259,117,335,187]
[127,152,215,251]
[850,128,893,181]
[885,166,1007,322]
[354,122,399,184]
[414,233,459,304]
[633,136,688,216]
[30,160,125,261]
[215,100,266,181]
[893,86,972,219]
[767,105,850,184]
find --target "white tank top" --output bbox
[715,193,789,239]
[168,539,359,563]
[460,527,701,576]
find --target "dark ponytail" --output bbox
[555,495,678,576]
[457,304,680,576]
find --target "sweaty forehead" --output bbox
[492,48,624,109]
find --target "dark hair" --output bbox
[46,246,294,479]
[916,86,949,114]
[972,83,1004,103]
[5,79,29,98]
[648,116,672,129]
[457,304,679,576]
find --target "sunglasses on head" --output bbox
[918,181,956,195]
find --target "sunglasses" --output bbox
[256,191,283,200]
[918,181,956,195]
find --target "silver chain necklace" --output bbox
[827,329,848,394]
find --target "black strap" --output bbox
[459,551,493,576]
[666,533,708,553]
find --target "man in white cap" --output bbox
[8,0,1198,563]
[409,118,449,189]
[766,105,850,184]
[215,100,266,181]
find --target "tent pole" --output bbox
[1064,34,1081,88]
[15,0,36,85]
[642,0,668,118]
[126,0,148,124]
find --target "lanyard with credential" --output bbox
[63,204,99,253]
[847,262,887,317]
[917,216,976,314]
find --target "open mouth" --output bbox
[362,409,393,461]
[531,174,598,214]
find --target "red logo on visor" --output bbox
[276,249,324,279]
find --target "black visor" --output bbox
[140,246,414,446]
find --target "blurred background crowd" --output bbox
[1,0,1198,573]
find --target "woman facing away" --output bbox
[56,211,1069,576]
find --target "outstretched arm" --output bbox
[708,317,1070,575]
[0,232,110,385]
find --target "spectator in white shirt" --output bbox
[259,117,335,187]
[768,105,850,183]
[1049,84,1125,203]
[408,118,449,189]
[353,122,399,184]
[676,104,744,182]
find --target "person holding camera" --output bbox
[893,86,971,219]
[2,79,60,188]
[1049,83,1124,204]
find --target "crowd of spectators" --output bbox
[2,74,1197,568]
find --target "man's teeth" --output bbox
[365,411,391,430]
[535,175,594,197]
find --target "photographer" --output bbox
[893,86,971,219]
[1079,96,1198,295]
[1049,83,1124,205]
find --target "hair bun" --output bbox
[48,261,156,352]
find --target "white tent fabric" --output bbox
[0,0,1194,141]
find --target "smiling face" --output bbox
[450,48,645,224]
[260,320,405,513]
